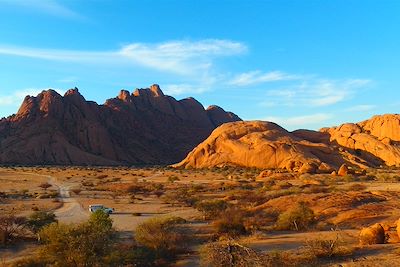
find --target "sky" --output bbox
[0,0,399,130]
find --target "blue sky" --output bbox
[0,0,399,130]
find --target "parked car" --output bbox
[88,204,114,214]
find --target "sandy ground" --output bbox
[3,167,400,266]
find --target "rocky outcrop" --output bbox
[322,114,400,166]
[174,115,400,171]
[173,121,346,171]
[0,85,241,165]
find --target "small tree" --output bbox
[26,211,57,234]
[276,202,315,231]
[213,208,247,237]
[196,199,228,220]
[39,210,115,266]
[135,216,187,259]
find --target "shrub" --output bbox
[0,214,27,245]
[196,199,228,220]
[167,175,180,183]
[200,240,267,267]
[26,211,57,234]
[135,216,187,259]
[38,210,115,266]
[162,187,199,207]
[104,244,157,267]
[213,208,247,237]
[243,210,277,232]
[276,202,315,231]
[304,235,353,258]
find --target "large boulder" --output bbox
[359,223,385,245]
[174,121,343,170]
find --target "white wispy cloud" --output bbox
[0,0,82,19]
[0,39,247,77]
[0,88,65,107]
[0,45,112,61]
[229,70,301,86]
[265,79,371,107]
[264,113,332,129]
[119,39,246,76]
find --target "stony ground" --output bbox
[2,166,400,266]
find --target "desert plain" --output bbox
[2,165,400,266]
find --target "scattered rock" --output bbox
[396,219,400,240]
[359,223,385,245]
[338,164,349,176]
[298,162,317,174]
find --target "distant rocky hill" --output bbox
[0,84,241,165]
[174,114,400,172]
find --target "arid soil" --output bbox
[2,166,400,266]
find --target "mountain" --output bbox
[174,114,400,172]
[0,84,241,165]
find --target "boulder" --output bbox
[338,164,349,176]
[174,121,344,170]
[359,223,385,245]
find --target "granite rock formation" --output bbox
[0,85,240,165]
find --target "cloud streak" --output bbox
[119,40,247,75]
[0,39,247,77]
[0,0,82,19]
[229,70,301,86]
[264,113,332,129]
[264,78,371,107]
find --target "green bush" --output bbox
[213,208,247,237]
[38,210,115,266]
[162,187,200,206]
[276,202,315,231]
[196,199,228,219]
[135,216,187,259]
[26,211,57,234]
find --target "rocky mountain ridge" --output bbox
[0,84,241,165]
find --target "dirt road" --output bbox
[48,176,89,223]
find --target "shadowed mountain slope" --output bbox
[0,84,240,165]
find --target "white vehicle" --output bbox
[88,204,114,214]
